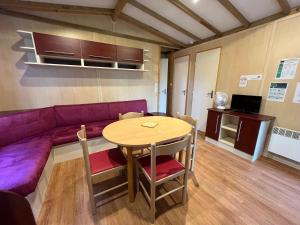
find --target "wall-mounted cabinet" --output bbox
[17,30,149,72]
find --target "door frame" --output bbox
[168,54,190,116]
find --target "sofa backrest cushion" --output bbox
[54,103,110,126]
[0,107,56,147]
[108,99,148,120]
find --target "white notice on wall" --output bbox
[239,75,248,87]
[276,58,299,80]
[267,82,288,102]
[246,74,262,80]
[293,82,300,103]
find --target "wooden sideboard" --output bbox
[205,108,275,161]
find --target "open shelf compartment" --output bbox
[221,114,239,132]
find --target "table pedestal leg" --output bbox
[127,148,135,202]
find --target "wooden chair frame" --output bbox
[77,125,128,214]
[118,110,144,120]
[176,112,198,171]
[136,134,192,223]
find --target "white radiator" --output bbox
[268,126,300,163]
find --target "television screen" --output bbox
[230,94,262,114]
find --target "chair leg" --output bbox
[182,174,188,204]
[150,183,156,223]
[90,195,97,215]
[190,146,195,172]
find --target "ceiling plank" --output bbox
[112,0,128,21]
[277,0,291,14]
[128,0,201,41]
[0,0,113,15]
[0,8,180,49]
[166,0,221,35]
[217,0,250,27]
[119,13,186,47]
[189,6,300,48]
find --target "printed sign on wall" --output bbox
[293,82,300,103]
[267,82,288,102]
[276,58,299,80]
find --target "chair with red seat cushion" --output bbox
[136,134,192,223]
[77,125,127,214]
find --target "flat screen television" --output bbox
[230,94,262,114]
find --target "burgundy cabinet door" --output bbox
[33,33,81,58]
[234,117,261,155]
[117,46,143,64]
[205,110,222,140]
[81,40,116,61]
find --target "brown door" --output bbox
[234,117,260,155]
[81,40,116,61]
[205,110,222,140]
[33,33,81,58]
[117,46,143,64]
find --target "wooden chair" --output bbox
[0,191,37,225]
[119,110,148,157]
[118,110,144,120]
[77,125,128,214]
[176,112,198,171]
[136,134,192,223]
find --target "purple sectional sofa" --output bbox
[0,99,148,197]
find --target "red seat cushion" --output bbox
[89,148,127,174]
[138,155,185,181]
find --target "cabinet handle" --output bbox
[89,55,112,59]
[44,50,75,56]
[237,121,243,142]
[215,115,220,134]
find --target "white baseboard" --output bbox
[26,137,115,219]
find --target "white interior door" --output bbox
[191,48,220,131]
[172,55,189,116]
[159,58,168,113]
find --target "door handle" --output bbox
[44,50,75,56]
[206,90,214,98]
[182,90,186,95]
[237,121,243,142]
[162,89,167,94]
[89,55,112,59]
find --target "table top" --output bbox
[103,116,192,147]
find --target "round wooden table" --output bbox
[103,116,192,202]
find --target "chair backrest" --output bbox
[0,191,37,225]
[77,125,92,179]
[176,112,197,145]
[150,134,192,181]
[119,111,144,120]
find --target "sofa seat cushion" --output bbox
[52,120,116,146]
[0,135,52,196]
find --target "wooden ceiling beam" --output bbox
[112,0,128,21]
[0,8,180,49]
[277,0,291,14]
[0,0,113,15]
[217,0,250,27]
[128,0,201,41]
[119,13,186,47]
[166,0,221,35]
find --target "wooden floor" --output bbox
[38,138,300,225]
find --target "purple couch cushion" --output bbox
[54,103,110,127]
[0,107,56,147]
[0,135,52,196]
[52,119,115,146]
[108,99,148,120]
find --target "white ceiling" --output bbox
[24,0,300,45]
